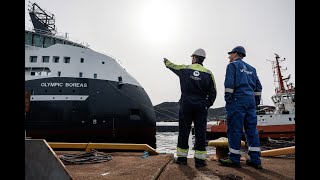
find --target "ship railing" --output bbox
[26,26,125,69]
[25,26,90,48]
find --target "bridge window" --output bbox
[30,56,37,63]
[25,31,32,45]
[42,56,49,63]
[53,56,59,63]
[43,36,54,48]
[81,58,84,63]
[32,34,43,47]
[289,117,292,121]
[55,38,64,45]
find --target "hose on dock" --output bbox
[58,149,113,165]
[261,146,295,157]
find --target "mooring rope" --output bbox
[58,149,113,165]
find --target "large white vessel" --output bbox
[24,2,156,147]
[206,53,295,140]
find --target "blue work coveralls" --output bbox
[165,59,217,161]
[224,58,262,165]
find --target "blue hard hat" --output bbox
[228,46,246,57]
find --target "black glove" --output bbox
[255,96,261,106]
[163,58,168,63]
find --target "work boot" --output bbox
[246,160,263,169]
[175,157,187,165]
[218,158,241,168]
[195,158,207,168]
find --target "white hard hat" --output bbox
[191,48,206,58]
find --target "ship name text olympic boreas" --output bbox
[40,82,88,88]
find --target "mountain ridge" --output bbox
[154,102,226,122]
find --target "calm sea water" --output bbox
[155,131,215,158]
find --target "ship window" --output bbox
[42,56,49,63]
[289,118,292,121]
[94,74,97,78]
[30,56,37,63]
[53,56,59,63]
[25,31,32,45]
[130,109,141,120]
[79,72,83,78]
[131,109,140,115]
[32,34,43,47]
[31,72,35,76]
[102,61,105,64]
[58,71,61,77]
[55,38,64,45]
[64,57,71,63]
[81,58,84,63]
[43,36,54,48]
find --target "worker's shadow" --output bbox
[194,166,223,178]
[195,165,292,180]
[234,166,292,179]
[178,165,198,179]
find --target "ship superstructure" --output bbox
[25,2,156,147]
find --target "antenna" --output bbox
[28,2,57,35]
[267,53,289,93]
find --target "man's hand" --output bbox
[163,58,168,63]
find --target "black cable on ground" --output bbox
[58,149,113,165]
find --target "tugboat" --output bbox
[207,53,295,140]
[24,2,156,148]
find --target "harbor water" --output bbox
[155,131,215,158]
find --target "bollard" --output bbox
[208,137,245,160]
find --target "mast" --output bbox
[274,53,286,93]
[28,2,57,35]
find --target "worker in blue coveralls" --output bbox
[163,48,217,168]
[219,46,263,169]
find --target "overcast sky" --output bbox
[25,0,295,108]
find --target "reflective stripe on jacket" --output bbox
[165,59,217,106]
[224,58,262,102]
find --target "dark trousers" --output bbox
[226,96,261,164]
[177,99,208,151]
